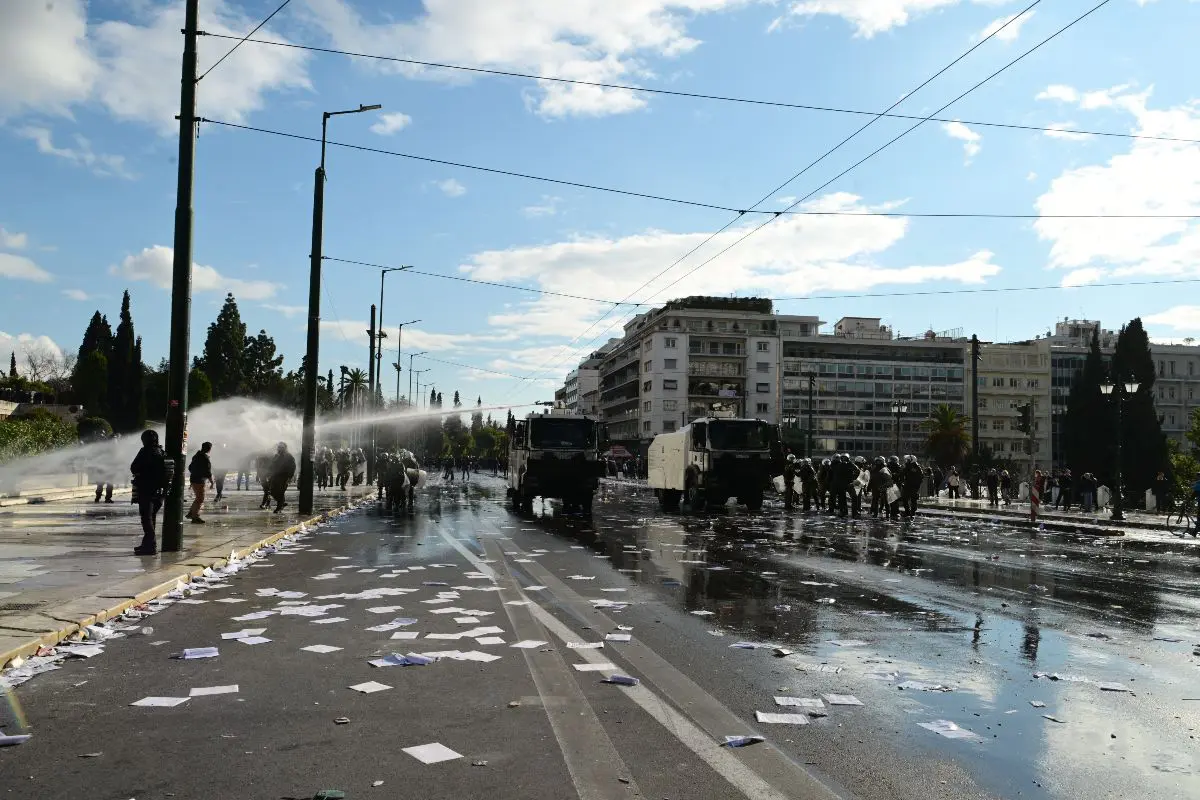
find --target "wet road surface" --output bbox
[3,475,1199,799]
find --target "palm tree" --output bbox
[340,368,368,410]
[921,404,971,467]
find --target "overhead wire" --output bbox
[410,354,528,380]
[194,29,1199,146]
[197,0,294,82]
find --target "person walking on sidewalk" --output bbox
[269,442,297,513]
[1153,470,1171,515]
[212,443,227,503]
[130,429,170,555]
[947,467,961,500]
[1000,470,1013,505]
[1057,469,1073,512]
[187,442,214,524]
[985,468,1000,508]
[782,454,797,511]
[1080,472,1098,513]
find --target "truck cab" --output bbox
[648,417,777,512]
[507,409,603,515]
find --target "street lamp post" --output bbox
[1100,378,1141,522]
[299,103,381,516]
[891,401,909,454]
[408,353,428,406]
[392,319,420,403]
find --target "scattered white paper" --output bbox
[823,694,863,706]
[827,640,868,648]
[919,720,979,740]
[181,647,219,660]
[189,685,238,697]
[391,631,421,640]
[425,633,465,640]
[231,611,276,621]
[312,617,349,625]
[605,633,632,643]
[691,610,715,617]
[367,606,405,614]
[774,697,824,709]
[454,617,481,624]
[457,651,502,663]
[511,640,548,649]
[220,628,266,640]
[61,644,104,658]
[214,598,246,604]
[573,663,617,672]
[567,642,604,650]
[402,742,462,765]
[476,637,505,645]
[349,681,392,694]
[131,696,189,707]
[524,586,547,592]
[756,712,809,725]
[238,636,271,645]
[301,645,342,654]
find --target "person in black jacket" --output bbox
[130,429,170,555]
[901,456,924,516]
[187,441,213,524]
[269,442,297,513]
[1057,469,1073,512]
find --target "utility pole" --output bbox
[970,334,980,463]
[366,304,376,485]
[803,372,816,459]
[161,0,199,552]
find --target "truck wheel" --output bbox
[746,491,764,512]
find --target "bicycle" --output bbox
[1166,495,1197,537]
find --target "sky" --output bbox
[3,0,1200,414]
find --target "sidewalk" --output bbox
[918,495,1177,538]
[0,484,372,667]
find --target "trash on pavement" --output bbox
[567,642,604,649]
[774,648,795,658]
[827,639,868,648]
[603,674,640,686]
[729,642,766,650]
[59,644,104,659]
[816,598,836,605]
[897,681,954,693]
[573,663,617,672]
[334,717,350,724]
[189,685,238,696]
[722,735,766,748]
[605,633,632,643]
[221,628,266,640]
[1030,700,1046,708]
[178,647,219,660]
[130,696,190,707]
[774,697,824,710]
[794,662,842,674]
[237,636,271,645]
[369,654,434,668]
[511,640,548,649]
[823,694,863,706]
[0,732,32,746]
[1043,714,1067,723]
[349,681,392,694]
[755,712,809,725]
[690,610,715,616]
[402,742,463,764]
[918,720,979,740]
[301,645,342,654]
[312,617,349,624]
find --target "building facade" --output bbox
[972,341,1052,467]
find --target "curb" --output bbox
[920,501,1170,533]
[0,486,132,508]
[918,506,1127,537]
[0,496,370,670]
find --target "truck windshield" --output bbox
[708,420,771,451]
[529,418,595,449]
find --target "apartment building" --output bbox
[1149,343,1200,447]
[780,317,968,457]
[972,341,1052,466]
[561,347,606,414]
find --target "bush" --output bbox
[78,416,113,442]
[0,410,79,464]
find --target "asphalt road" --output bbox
[3,475,1199,799]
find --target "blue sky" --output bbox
[3,0,1200,411]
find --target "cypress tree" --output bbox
[1111,318,1168,499]
[107,291,138,432]
[199,293,247,399]
[8,351,16,379]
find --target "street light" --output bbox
[408,352,428,406]
[300,103,381,516]
[392,319,420,403]
[891,401,909,453]
[1100,378,1141,522]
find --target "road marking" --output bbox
[437,528,640,800]
[438,526,844,800]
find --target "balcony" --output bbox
[688,380,743,398]
[688,360,743,377]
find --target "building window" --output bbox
[643,380,652,391]
[1190,361,1195,376]
[664,358,677,370]
[1171,361,1176,376]
[757,341,769,352]
[756,362,769,374]
[663,379,678,390]
[717,321,729,332]
[643,401,652,412]
[643,421,652,432]
[663,421,676,432]
[979,398,988,409]
[992,377,1004,387]
[644,360,652,372]
[644,339,652,351]
[1169,386,1176,400]
[992,419,1004,431]
[756,382,770,393]
[665,337,677,349]
[1009,377,1019,388]
[756,403,769,414]
[663,399,678,412]
[1169,414,1176,426]
[1027,378,1040,389]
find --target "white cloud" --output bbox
[0,331,64,369]
[369,112,412,136]
[1060,267,1105,287]
[1042,123,1090,141]
[1146,305,1200,333]
[522,196,561,217]
[319,321,495,352]
[62,288,90,301]
[436,178,467,198]
[0,227,28,249]
[0,252,53,283]
[1026,172,1037,182]
[771,0,962,38]
[1035,87,1200,282]
[263,303,307,318]
[941,120,981,162]
[111,245,280,300]
[978,11,1033,43]
[1036,85,1079,103]
[0,1,309,134]
[777,196,797,206]
[15,126,135,179]
[301,0,755,117]
[461,192,1001,340]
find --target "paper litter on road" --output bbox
[301,645,342,654]
[429,607,467,615]
[1030,700,1046,708]
[918,720,979,740]
[722,735,765,748]
[214,598,246,603]
[476,637,505,645]
[524,586,547,592]
[180,647,219,660]
[189,685,238,697]
[590,600,629,610]
[774,697,824,709]
[898,681,954,693]
[60,644,104,658]
[425,633,466,640]
[231,611,276,621]
[568,575,595,581]
[454,617,481,624]
[1043,715,1067,723]
[729,642,766,650]
[690,610,715,616]
[573,663,617,672]
[391,631,421,640]
[463,626,504,636]
[795,662,842,673]
[367,606,405,614]
[600,588,627,593]
[177,599,208,605]
[823,694,863,706]
[369,654,434,668]
[312,617,349,625]
[567,642,604,649]
[276,591,308,599]
[457,651,502,663]
[220,628,266,640]
[511,640,548,649]
[0,733,32,747]
[237,636,271,645]
[131,696,189,707]
[403,742,463,765]
[827,639,868,648]
[349,681,392,694]
[605,633,632,643]
[603,675,639,686]
[756,712,809,725]
[422,598,456,605]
